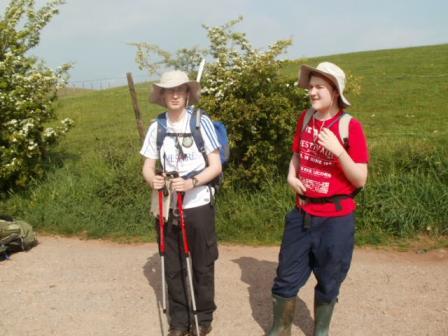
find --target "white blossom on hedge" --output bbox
[1,0,73,189]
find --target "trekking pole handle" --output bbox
[165,171,179,179]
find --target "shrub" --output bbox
[0,0,72,191]
[198,19,307,187]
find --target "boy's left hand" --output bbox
[170,177,193,192]
[317,128,344,157]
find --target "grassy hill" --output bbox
[2,44,447,247]
[286,44,448,141]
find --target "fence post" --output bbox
[126,72,145,143]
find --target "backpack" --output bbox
[0,215,38,260]
[156,108,229,192]
[301,108,352,148]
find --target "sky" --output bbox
[1,0,447,88]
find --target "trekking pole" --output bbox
[155,170,168,314]
[196,58,205,82]
[158,187,167,314]
[191,58,206,115]
[177,192,200,336]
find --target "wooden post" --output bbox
[126,72,145,143]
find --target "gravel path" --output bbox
[1,236,447,335]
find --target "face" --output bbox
[308,75,339,112]
[162,84,188,111]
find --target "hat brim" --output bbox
[150,81,201,108]
[298,64,351,107]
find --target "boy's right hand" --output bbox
[152,175,166,190]
[287,176,307,195]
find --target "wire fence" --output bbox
[66,69,448,89]
[67,71,448,90]
[67,74,152,90]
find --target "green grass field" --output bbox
[2,43,447,248]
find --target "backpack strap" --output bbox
[299,187,362,211]
[338,113,352,148]
[301,108,315,133]
[326,112,352,148]
[156,112,168,158]
[156,109,210,167]
[190,108,209,166]
[301,109,352,148]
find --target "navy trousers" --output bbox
[272,207,355,304]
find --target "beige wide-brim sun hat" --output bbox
[150,70,201,107]
[298,62,351,107]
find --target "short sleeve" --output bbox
[200,115,221,155]
[347,118,369,163]
[139,121,159,159]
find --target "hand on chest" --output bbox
[301,125,338,161]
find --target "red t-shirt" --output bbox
[292,109,369,217]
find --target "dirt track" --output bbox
[1,236,447,336]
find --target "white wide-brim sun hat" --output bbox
[150,70,201,107]
[298,62,351,107]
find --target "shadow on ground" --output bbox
[143,252,166,336]
[142,252,314,336]
[233,257,314,336]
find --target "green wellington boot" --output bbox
[314,299,336,336]
[267,294,297,336]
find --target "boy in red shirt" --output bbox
[268,62,369,336]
